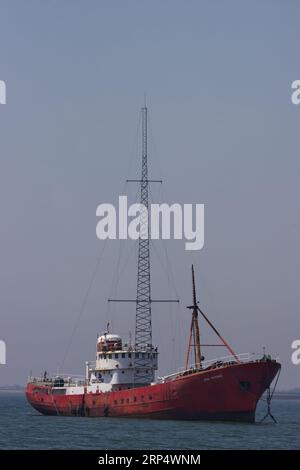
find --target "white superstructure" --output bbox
[85,331,158,392]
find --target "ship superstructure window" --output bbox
[136,353,139,358]
[128,353,132,358]
[122,353,125,358]
[115,353,118,359]
[134,396,137,402]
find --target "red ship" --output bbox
[26,105,281,422]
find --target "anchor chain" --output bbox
[260,367,281,424]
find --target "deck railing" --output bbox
[28,373,86,387]
[157,352,272,383]
[28,352,279,387]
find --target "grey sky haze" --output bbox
[0,0,299,389]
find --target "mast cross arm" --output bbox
[108,299,179,303]
[126,179,162,183]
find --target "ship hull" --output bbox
[26,360,280,422]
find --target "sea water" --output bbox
[0,393,299,449]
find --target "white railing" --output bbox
[87,361,96,369]
[28,373,86,387]
[56,373,86,379]
[28,352,280,387]
[157,352,265,383]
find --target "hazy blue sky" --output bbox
[0,0,299,389]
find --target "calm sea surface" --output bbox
[0,393,299,449]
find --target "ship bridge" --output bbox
[86,332,158,391]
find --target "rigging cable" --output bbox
[59,237,109,370]
[59,110,142,370]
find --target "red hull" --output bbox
[26,360,280,422]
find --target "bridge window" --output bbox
[136,353,139,358]
[122,353,125,358]
[128,353,132,358]
[115,353,118,359]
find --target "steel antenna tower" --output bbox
[135,105,152,352]
[108,103,179,385]
[133,104,155,383]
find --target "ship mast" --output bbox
[185,264,240,371]
[186,265,202,370]
[191,265,202,368]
